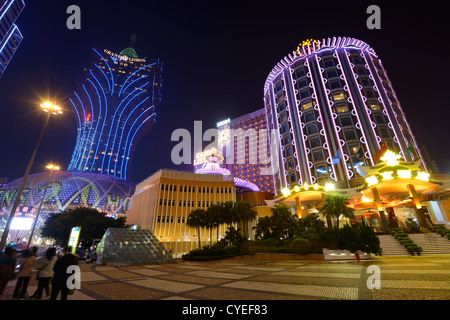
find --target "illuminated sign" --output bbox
[68,226,82,255]
[217,118,230,128]
[103,49,147,63]
[10,217,33,231]
[193,147,222,166]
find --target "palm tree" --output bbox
[319,193,354,228]
[187,209,206,248]
[204,205,219,245]
[221,201,238,228]
[231,201,257,239]
[254,216,272,240]
[270,204,298,239]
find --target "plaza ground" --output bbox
[2,254,449,301]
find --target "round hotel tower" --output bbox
[264,37,427,194]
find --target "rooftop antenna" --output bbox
[130,34,137,48]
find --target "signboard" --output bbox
[193,147,223,166]
[216,118,230,128]
[68,226,82,255]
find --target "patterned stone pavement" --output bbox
[2,254,450,301]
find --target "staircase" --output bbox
[409,233,450,255]
[377,235,408,256]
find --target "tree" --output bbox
[231,201,257,239]
[319,193,354,228]
[41,207,127,248]
[220,201,236,228]
[254,216,272,240]
[269,204,298,239]
[297,214,326,244]
[206,204,225,243]
[187,209,206,248]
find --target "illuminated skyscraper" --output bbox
[264,37,426,194]
[217,108,274,193]
[68,40,163,180]
[0,0,24,78]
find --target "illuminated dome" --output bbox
[0,171,135,243]
[194,154,259,192]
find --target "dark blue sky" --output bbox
[0,0,449,184]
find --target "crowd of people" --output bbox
[0,245,78,300]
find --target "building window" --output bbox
[304,111,315,122]
[302,101,313,111]
[344,129,357,140]
[307,124,318,135]
[310,136,321,148]
[340,116,352,127]
[333,92,346,101]
[313,150,324,161]
[290,172,297,183]
[336,105,348,113]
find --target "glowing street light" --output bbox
[0,102,62,252]
[27,164,60,248]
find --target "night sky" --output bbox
[0,0,449,185]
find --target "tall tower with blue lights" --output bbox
[68,36,163,180]
[0,0,25,78]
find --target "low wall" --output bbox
[235,253,325,261]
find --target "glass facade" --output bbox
[264,37,426,194]
[96,228,174,265]
[67,46,163,180]
[0,171,135,242]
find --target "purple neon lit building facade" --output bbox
[264,37,426,194]
[0,0,24,78]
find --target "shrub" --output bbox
[289,238,312,255]
[224,245,239,256]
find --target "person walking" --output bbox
[0,247,17,300]
[50,246,78,300]
[30,247,57,300]
[13,249,36,299]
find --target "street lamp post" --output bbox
[0,102,62,252]
[27,164,60,248]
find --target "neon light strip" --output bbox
[102,80,149,171]
[67,98,83,170]
[270,81,288,189]
[0,24,18,54]
[122,112,156,180]
[114,96,151,175]
[0,25,22,76]
[344,49,380,150]
[93,48,115,95]
[378,60,427,170]
[86,78,106,172]
[287,66,311,184]
[73,91,88,171]
[119,63,156,97]
[94,64,111,92]
[282,72,303,185]
[314,54,350,180]
[305,57,337,181]
[334,51,374,166]
[363,53,405,158]
[263,96,278,193]
[79,84,95,171]
[0,0,14,21]
[106,85,148,173]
